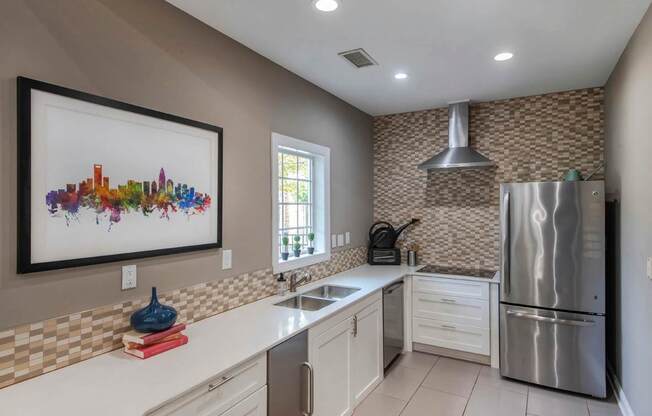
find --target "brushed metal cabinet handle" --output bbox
[440,298,457,303]
[301,362,315,416]
[441,324,457,330]
[506,310,595,327]
[207,375,233,392]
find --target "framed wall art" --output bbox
[17,77,223,273]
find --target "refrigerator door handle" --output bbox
[301,361,314,416]
[506,310,596,327]
[501,192,511,295]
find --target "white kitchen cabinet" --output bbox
[146,354,266,416]
[220,386,266,416]
[311,315,354,416]
[350,300,383,404]
[412,275,491,359]
[309,292,383,416]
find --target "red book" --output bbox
[124,335,188,359]
[122,323,186,346]
[123,333,184,350]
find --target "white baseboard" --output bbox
[607,363,635,416]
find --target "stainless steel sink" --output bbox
[302,285,360,300]
[274,295,336,311]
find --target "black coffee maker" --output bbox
[368,219,419,265]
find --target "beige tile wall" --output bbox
[0,246,366,389]
[373,88,604,270]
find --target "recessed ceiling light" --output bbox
[394,72,408,80]
[313,0,339,12]
[494,52,514,62]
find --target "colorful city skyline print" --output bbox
[19,77,221,273]
[45,164,212,230]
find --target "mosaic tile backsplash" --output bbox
[0,246,366,389]
[374,88,604,270]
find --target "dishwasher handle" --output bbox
[384,281,404,295]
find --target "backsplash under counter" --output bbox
[0,246,366,389]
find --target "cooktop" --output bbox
[417,265,496,279]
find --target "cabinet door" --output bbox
[220,386,267,416]
[351,300,383,406]
[310,317,353,416]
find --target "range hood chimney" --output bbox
[417,101,494,171]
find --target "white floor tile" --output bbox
[464,384,527,416]
[476,366,529,395]
[396,351,439,371]
[401,387,467,416]
[375,364,426,401]
[353,391,406,416]
[422,357,482,398]
[527,386,589,416]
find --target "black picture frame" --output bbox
[17,77,223,273]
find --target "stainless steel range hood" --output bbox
[418,101,495,171]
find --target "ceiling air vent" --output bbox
[338,48,378,68]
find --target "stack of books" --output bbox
[122,323,188,359]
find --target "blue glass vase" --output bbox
[130,287,178,333]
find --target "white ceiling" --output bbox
[167,0,651,115]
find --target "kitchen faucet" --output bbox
[289,272,312,292]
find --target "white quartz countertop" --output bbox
[412,267,501,284]
[0,264,419,416]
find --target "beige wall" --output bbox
[0,0,373,330]
[605,4,652,415]
[373,89,604,270]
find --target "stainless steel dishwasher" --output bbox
[383,280,404,370]
[267,330,313,416]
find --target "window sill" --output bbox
[274,251,331,273]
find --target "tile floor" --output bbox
[353,352,622,416]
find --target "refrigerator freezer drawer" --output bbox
[500,304,606,398]
[413,317,490,355]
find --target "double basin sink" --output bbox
[274,285,360,311]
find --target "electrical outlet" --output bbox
[121,265,137,290]
[345,232,351,245]
[222,249,232,270]
[647,257,652,280]
[331,234,337,248]
[337,234,344,247]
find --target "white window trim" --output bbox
[272,132,330,274]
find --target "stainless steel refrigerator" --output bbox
[499,181,606,398]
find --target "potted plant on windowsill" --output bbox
[307,232,315,254]
[293,235,302,258]
[281,233,290,261]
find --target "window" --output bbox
[272,133,330,273]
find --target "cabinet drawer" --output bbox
[413,317,489,356]
[220,386,267,416]
[146,354,266,416]
[413,293,489,329]
[413,275,489,300]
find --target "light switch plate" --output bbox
[331,234,337,248]
[647,257,652,280]
[222,249,232,270]
[337,234,344,247]
[121,265,137,290]
[345,232,351,245]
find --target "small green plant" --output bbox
[307,232,315,254]
[293,235,302,257]
[280,233,290,260]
